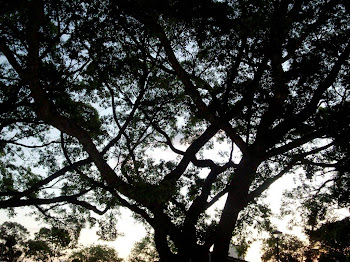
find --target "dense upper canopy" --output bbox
[1,0,349,261]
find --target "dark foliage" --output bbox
[1,1,349,261]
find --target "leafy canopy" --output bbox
[0,0,349,261]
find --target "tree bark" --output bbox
[154,229,176,262]
[211,157,258,262]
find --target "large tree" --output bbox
[0,0,349,261]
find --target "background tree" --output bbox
[261,233,306,262]
[0,222,29,262]
[128,233,159,262]
[0,0,349,261]
[24,239,51,262]
[306,217,350,262]
[31,227,75,261]
[69,244,123,262]
[281,104,350,260]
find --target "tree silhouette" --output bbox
[261,234,306,262]
[69,244,123,262]
[128,233,159,262]
[0,1,349,261]
[307,217,350,262]
[0,222,29,262]
[25,239,51,262]
[27,227,75,261]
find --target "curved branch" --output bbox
[24,5,134,200]
[0,139,60,149]
[0,38,25,78]
[142,109,185,156]
[0,191,107,216]
[268,42,350,148]
[247,160,297,202]
[301,160,340,169]
[102,69,148,155]
[160,124,219,187]
[187,161,235,219]
[265,130,324,158]
[0,154,91,203]
[247,142,336,202]
[206,188,229,210]
[150,19,249,155]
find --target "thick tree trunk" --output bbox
[211,157,258,262]
[155,158,259,262]
[211,192,246,261]
[154,229,177,262]
[176,242,210,262]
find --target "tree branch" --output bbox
[0,158,91,200]
[0,192,107,215]
[0,139,60,149]
[247,160,297,201]
[0,38,25,78]
[268,41,350,148]
[265,130,324,158]
[160,124,218,187]
[150,19,249,156]
[22,1,136,201]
